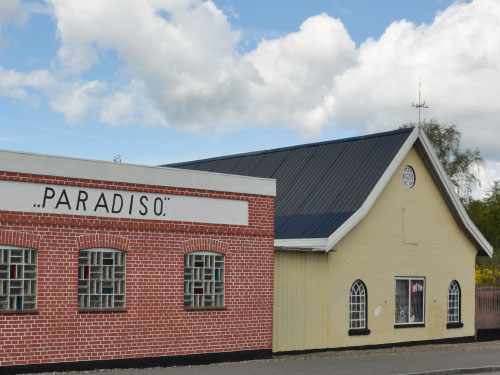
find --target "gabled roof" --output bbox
[166,127,492,256]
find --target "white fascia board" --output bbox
[324,127,421,252]
[320,126,493,257]
[417,130,493,257]
[274,238,327,250]
[0,149,276,197]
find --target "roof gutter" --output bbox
[274,238,327,251]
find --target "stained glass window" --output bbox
[184,252,224,308]
[0,246,37,311]
[403,165,416,188]
[78,249,125,309]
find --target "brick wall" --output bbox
[0,172,274,366]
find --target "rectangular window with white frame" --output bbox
[394,277,425,326]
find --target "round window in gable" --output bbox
[402,165,416,188]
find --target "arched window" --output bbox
[349,280,369,334]
[447,280,462,328]
[78,248,126,310]
[184,252,225,308]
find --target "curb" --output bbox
[401,365,500,375]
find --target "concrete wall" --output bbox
[273,147,477,352]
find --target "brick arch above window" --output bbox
[77,234,129,252]
[0,230,39,249]
[182,238,228,255]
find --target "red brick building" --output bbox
[0,150,276,373]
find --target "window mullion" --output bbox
[408,281,412,324]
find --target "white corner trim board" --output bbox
[0,149,276,197]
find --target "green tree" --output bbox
[401,119,484,201]
[471,181,500,284]
[399,120,499,286]
[474,181,500,250]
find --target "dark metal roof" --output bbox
[165,128,413,239]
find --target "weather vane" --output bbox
[411,78,428,125]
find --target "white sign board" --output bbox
[0,180,248,226]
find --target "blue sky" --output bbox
[218,0,457,48]
[0,0,499,197]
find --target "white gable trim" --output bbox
[272,127,419,252]
[276,126,493,257]
[416,129,493,257]
[323,126,420,252]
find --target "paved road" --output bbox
[62,350,500,375]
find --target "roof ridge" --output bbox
[165,127,414,167]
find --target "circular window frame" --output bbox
[402,165,416,188]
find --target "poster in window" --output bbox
[395,279,409,323]
[410,280,424,323]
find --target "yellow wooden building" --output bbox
[171,126,493,352]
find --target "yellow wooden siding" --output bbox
[403,202,418,244]
[273,147,477,352]
[273,251,328,352]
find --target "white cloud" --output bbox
[99,80,166,127]
[243,14,357,137]
[47,1,358,137]
[0,66,54,102]
[331,0,500,156]
[56,44,99,76]
[0,0,51,45]
[0,0,500,195]
[47,0,258,133]
[473,160,500,199]
[0,0,21,45]
[0,0,22,25]
[48,80,107,124]
[44,0,500,145]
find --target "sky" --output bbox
[0,0,499,198]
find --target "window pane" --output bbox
[78,248,126,309]
[0,246,37,311]
[349,280,366,329]
[447,281,460,323]
[395,279,409,323]
[410,280,424,323]
[184,252,224,308]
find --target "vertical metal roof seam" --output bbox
[291,142,352,214]
[272,147,322,215]
[336,135,405,212]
